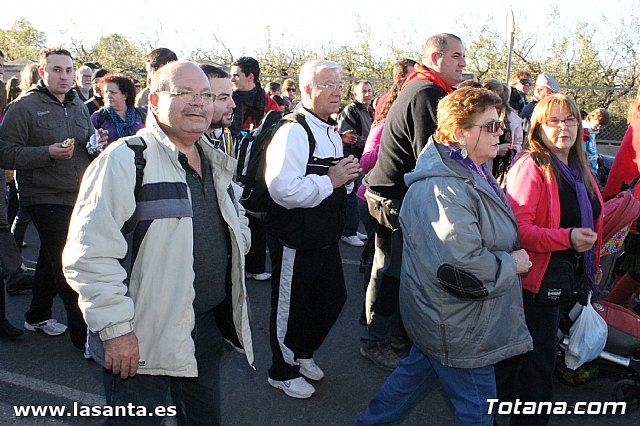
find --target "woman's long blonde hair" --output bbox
[527,93,595,195]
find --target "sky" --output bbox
[0,0,633,61]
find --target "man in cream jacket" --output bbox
[63,61,253,424]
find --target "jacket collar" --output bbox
[353,100,373,114]
[409,138,517,224]
[32,80,77,106]
[301,107,338,127]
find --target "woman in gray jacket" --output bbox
[355,87,533,425]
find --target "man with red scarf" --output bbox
[230,57,280,139]
[361,33,466,370]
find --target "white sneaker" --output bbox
[268,377,315,399]
[246,272,272,281]
[298,358,324,381]
[24,319,67,336]
[356,232,368,241]
[341,235,365,247]
[83,341,92,360]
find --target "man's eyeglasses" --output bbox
[520,79,532,85]
[155,90,216,103]
[312,83,345,92]
[473,121,504,133]
[545,117,578,128]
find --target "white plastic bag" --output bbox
[565,292,608,370]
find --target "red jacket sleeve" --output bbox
[603,122,639,200]
[265,95,281,115]
[506,155,572,253]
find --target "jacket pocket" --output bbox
[75,117,90,134]
[366,192,401,231]
[464,298,496,344]
[35,119,65,144]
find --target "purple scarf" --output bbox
[550,154,599,294]
[446,145,502,195]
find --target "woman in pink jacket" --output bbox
[501,94,603,426]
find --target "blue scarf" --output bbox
[550,154,599,294]
[445,145,501,195]
[107,106,136,138]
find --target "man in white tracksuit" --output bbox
[264,59,361,399]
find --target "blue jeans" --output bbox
[355,346,496,426]
[102,309,224,425]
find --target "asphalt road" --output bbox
[1,227,639,425]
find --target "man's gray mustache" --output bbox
[184,108,208,116]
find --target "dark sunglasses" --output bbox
[286,88,296,92]
[519,79,532,85]
[474,121,504,133]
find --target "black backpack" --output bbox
[236,110,315,214]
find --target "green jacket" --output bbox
[0,83,93,206]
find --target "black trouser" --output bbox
[499,289,563,426]
[268,239,347,381]
[245,215,267,275]
[26,204,86,349]
[0,171,28,301]
[363,190,404,341]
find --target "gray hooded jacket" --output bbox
[399,138,532,368]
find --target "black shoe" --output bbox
[0,319,24,339]
[6,275,34,296]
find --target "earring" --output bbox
[460,145,468,159]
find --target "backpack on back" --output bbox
[236,110,315,214]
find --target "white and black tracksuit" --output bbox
[265,108,351,381]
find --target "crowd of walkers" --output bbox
[0,30,637,425]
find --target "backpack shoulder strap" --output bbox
[284,112,316,162]
[124,137,147,200]
[120,136,149,286]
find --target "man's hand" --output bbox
[340,130,357,145]
[103,332,140,379]
[570,227,598,253]
[328,155,361,188]
[49,141,75,160]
